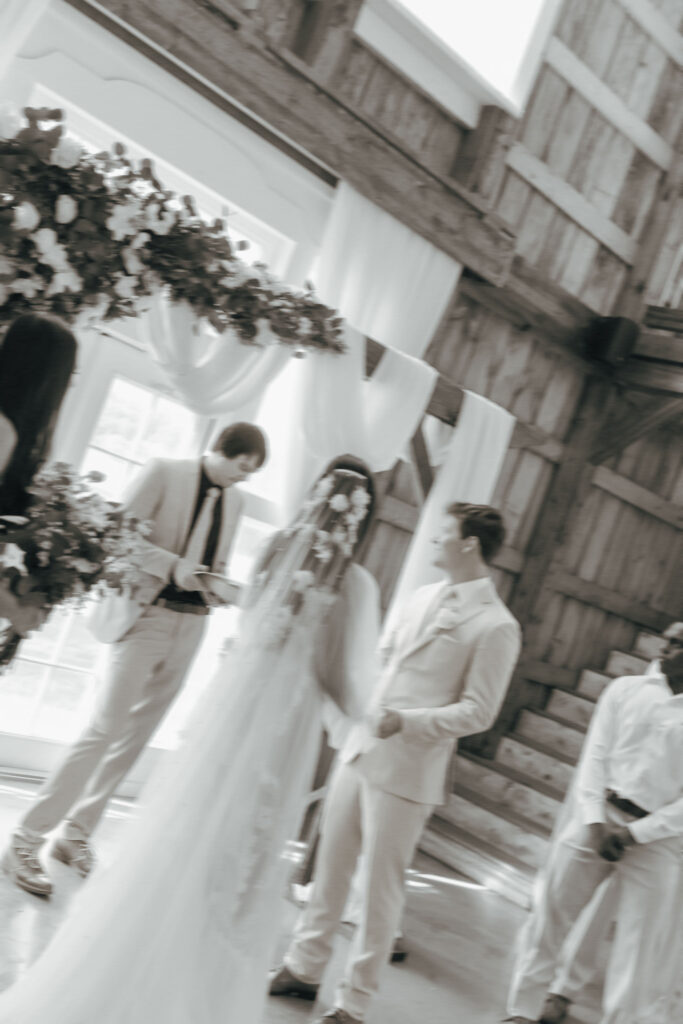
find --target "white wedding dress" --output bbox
[0,556,379,1023]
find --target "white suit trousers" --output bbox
[285,763,432,1020]
[20,606,206,841]
[508,809,681,1024]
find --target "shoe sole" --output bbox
[1,848,52,898]
[270,987,318,1001]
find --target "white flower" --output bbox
[32,229,69,271]
[10,277,42,298]
[0,543,27,574]
[55,194,78,224]
[114,275,137,299]
[434,609,460,632]
[106,202,142,241]
[144,202,176,235]
[72,557,99,574]
[314,546,332,564]
[351,488,370,510]
[122,247,144,275]
[129,231,150,250]
[13,201,40,232]
[292,570,315,593]
[0,106,22,140]
[313,477,333,501]
[330,527,346,546]
[37,550,50,567]
[50,135,83,169]
[329,493,349,512]
[46,266,82,296]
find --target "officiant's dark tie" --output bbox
[184,487,221,565]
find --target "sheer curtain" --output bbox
[383,390,516,635]
[255,184,461,519]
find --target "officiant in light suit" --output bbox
[2,422,267,898]
[270,502,521,1024]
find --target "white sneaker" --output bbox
[51,836,96,877]
[1,833,52,896]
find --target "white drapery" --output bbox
[383,390,515,635]
[138,293,289,420]
[312,183,461,359]
[254,184,461,520]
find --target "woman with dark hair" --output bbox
[0,314,78,514]
[0,314,77,636]
[0,455,381,1024]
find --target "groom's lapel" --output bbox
[396,583,446,661]
[399,579,495,662]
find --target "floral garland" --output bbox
[0,106,345,353]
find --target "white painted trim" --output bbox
[545,38,674,171]
[617,0,683,65]
[355,0,564,121]
[506,143,637,264]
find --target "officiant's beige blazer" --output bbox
[341,577,521,805]
[88,457,242,643]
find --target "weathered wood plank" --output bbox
[545,568,672,630]
[66,0,516,286]
[409,426,434,502]
[592,464,683,527]
[518,65,570,159]
[591,395,683,462]
[635,332,683,362]
[506,143,638,264]
[618,0,683,64]
[545,37,673,169]
[644,305,683,331]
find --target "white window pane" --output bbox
[0,660,48,735]
[81,448,137,502]
[30,668,94,742]
[90,377,149,457]
[135,394,201,463]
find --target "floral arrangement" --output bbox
[0,462,149,667]
[0,105,345,352]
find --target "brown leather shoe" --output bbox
[316,1010,362,1023]
[539,993,571,1024]
[1,834,52,897]
[268,965,319,1001]
[51,836,96,877]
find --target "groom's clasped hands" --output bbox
[371,708,403,739]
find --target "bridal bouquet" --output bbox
[0,463,148,668]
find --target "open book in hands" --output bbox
[194,573,242,607]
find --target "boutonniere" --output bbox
[434,608,460,632]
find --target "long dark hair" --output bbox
[0,314,77,514]
[315,454,376,549]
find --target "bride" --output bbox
[0,454,381,1023]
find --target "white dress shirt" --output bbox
[576,670,683,843]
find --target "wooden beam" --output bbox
[545,38,674,171]
[66,0,516,287]
[635,331,683,362]
[376,494,418,532]
[293,0,364,80]
[617,360,683,393]
[591,464,683,528]
[591,395,683,463]
[409,425,434,502]
[506,143,638,265]
[510,421,565,463]
[644,305,683,332]
[545,567,672,632]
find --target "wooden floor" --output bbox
[0,779,602,1024]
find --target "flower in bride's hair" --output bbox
[350,487,370,510]
[330,527,346,546]
[329,493,349,512]
[313,476,334,501]
[292,569,315,593]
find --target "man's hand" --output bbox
[598,826,635,862]
[172,559,209,592]
[373,708,403,739]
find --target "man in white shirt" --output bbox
[270,503,521,1024]
[506,624,683,1024]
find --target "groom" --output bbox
[2,422,267,897]
[270,502,521,1024]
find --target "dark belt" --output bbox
[606,790,649,819]
[152,598,209,616]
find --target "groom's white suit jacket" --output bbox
[89,457,242,643]
[341,577,521,805]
